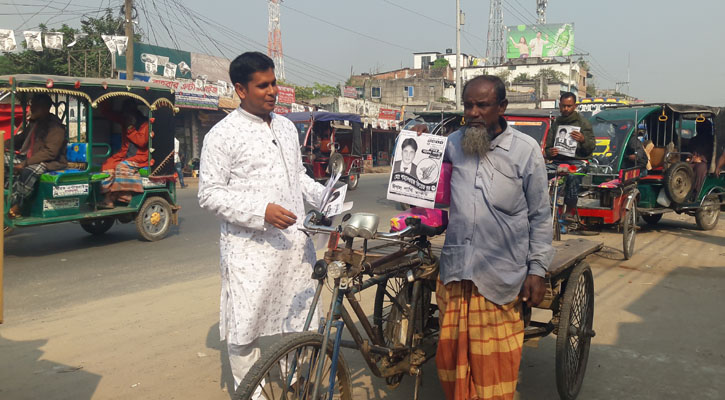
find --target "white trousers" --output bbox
[228,334,295,399]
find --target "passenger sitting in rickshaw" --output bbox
[4,93,67,218]
[686,120,714,198]
[98,99,149,209]
[622,128,649,171]
[310,121,331,162]
[544,92,595,221]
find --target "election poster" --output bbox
[387,130,447,208]
[553,125,580,158]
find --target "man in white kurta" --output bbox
[198,52,326,391]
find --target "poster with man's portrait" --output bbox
[0,29,17,52]
[387,130,448,208]
[44,32,63,50]
[23,31,42,52]
[553,125,580,158]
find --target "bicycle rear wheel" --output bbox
[234,332,352,400]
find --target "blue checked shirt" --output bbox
[440,119,554,305]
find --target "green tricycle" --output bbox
[592,104,724,231]
[1,74,181,241]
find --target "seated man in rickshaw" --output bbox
[4,93,67,218]
[622,128,649,171]
[544,92,595,221]
[98,99,149,209]
[687,120,714,197]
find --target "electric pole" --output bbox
[124,0,134,80]
[455,0,462,109]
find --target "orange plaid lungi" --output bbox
[436,280,524,400]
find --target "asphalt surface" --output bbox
[1,173,723,400]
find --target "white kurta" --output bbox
[198,107,325,346]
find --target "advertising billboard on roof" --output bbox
[506,23,574,59]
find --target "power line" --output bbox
[280,2,416,52]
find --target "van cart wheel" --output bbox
[641,213,662,225]
[135,196,171,241]
[664,161,694,204]
[695,195,720,231]
[556,261,595,400]
[622,206,636,260]
[80,217,114,235]
[347,172,360,190]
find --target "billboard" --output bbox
[506,23,574,59]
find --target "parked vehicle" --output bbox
[403,109,558,149]
[591,104,724,230]
[2,74,180,241]
[285,111,364,190]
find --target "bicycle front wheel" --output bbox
[234,332,353,400]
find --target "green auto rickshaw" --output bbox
[2,74,180,241]
[591,104,724,231]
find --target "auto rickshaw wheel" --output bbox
[664,162,694,204]
[622,201,637,260]
[135,196,171,241]
[347,172,360,190]
[556,261,595,400]
[641,213,663,225]
[80,217,115,235]
[695,195,720,231]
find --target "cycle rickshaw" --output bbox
[549,111,646,259]
[2,74,180,241]
[285,111,364,190]
[235,206,600,400]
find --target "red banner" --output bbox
[343,86,358,98]
[277,85,296,104]
[378,108,397,120]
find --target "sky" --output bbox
[1,0,724,105]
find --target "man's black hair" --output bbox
[462,75,507,103]
[401,137,418,152]
[31,93,52,108]
[229,52,275,86]
[560,91,577,102]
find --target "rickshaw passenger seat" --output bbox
[649,147,666,169]
[67,142,88,163]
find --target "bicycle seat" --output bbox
[390,207,448,233]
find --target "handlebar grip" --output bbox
[404,217,446,237]
[309,210,333,227]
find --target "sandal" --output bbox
[7,207,20,219]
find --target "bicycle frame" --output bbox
[297,215,439,399]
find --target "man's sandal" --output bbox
[7,208,20,219]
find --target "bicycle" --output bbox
[234,210,446,400]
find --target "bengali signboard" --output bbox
[506,23,574,59]
[274,105,291,115]
[149,77,220,110]
[277,86,296,104]
[343,86,358,98]
[378,108,398,120]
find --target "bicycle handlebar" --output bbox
[302,211,443,240]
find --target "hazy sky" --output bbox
[2,0,724,105]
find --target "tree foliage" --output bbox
[534,68,566,83]
[0,9,140,78]
[285,82,341,101]
[432,58,449,69]
[512,73,532,83]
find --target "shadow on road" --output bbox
[518,264,725,399]
[0,334,101,400]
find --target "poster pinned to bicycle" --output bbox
[387,130,448,208]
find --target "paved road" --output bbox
[1,173,723,399]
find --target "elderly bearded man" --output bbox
[198,52,326,395]
[436,75,554,400]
